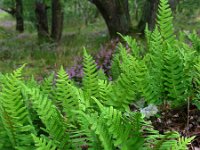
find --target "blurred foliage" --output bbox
[0,0,200,78]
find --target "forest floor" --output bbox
[151,105,200,149]
[0,11,108,79]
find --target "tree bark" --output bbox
[90,0,132,38]
[138,0,179,34]
[15,0,24,32]
[35,1,49,43]
[51,0,64,42]
[137,0,159,33]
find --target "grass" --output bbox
[0,13,108,78]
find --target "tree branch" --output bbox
[0,7,16,16]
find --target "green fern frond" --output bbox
[188,30,200,53]
[0,65,35,149]
[157,0,176,44]
[121,35,140,58]
[193,58,200,108]
[154,132,194,150]
[40,73,54,97]
[145,24,152,48]
[143,120,193,150]
[163,45,189,106]
[170,136,195,150]
[32,134,57,150]
[144,26,164,103]
[26,87,70,149]
[106,72,136,110]
[98,79,112,103]
[54,66,79,121]
[0,111,12,149]
[73,108,103,150]
[82,49,99,106]
[106,45,137,110]
[136,61,160,103]
[111,52,121,81]
[97,68,108,80]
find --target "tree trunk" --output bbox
[137,0,159,33]
[90,0,132,38]
[35,1,49,43]
[15,0,24,32]
[51,0,64,42]
[138,0,179,34]
[169,0,179,11]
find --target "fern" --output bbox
[121,34,141,58]
[163,45,189,106]
[76,98,144,150]
[0,65,36,149]
[82,49,99,107]
[54,66,79,121]
[32,134,57,150]
[111,52,121,80]
[143,120,194,150]
[157,0,176,44]
[145,24,152,49]
[145,26,164,103]
[188,30,200,53]
[193,58,200,108]
[98,79,112,103]
[40,73,55,97]
[26,87,71,149]
[105,44,137,110]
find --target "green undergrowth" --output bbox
[1,0,200,149]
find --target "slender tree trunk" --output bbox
[35,1,49,42]
[90,0,132,38]
[51,0,64,42]
[138,0,179,34]
[15,0,24,32]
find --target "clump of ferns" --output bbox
[0,0,199,149]
[0,48,195,149]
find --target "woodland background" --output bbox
[0,0,199,78]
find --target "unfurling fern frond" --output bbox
[82,49,99,107]
[0,65,35,149]
[26,88,70,149]
[157,0,176,44]
[32,134,57,150]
